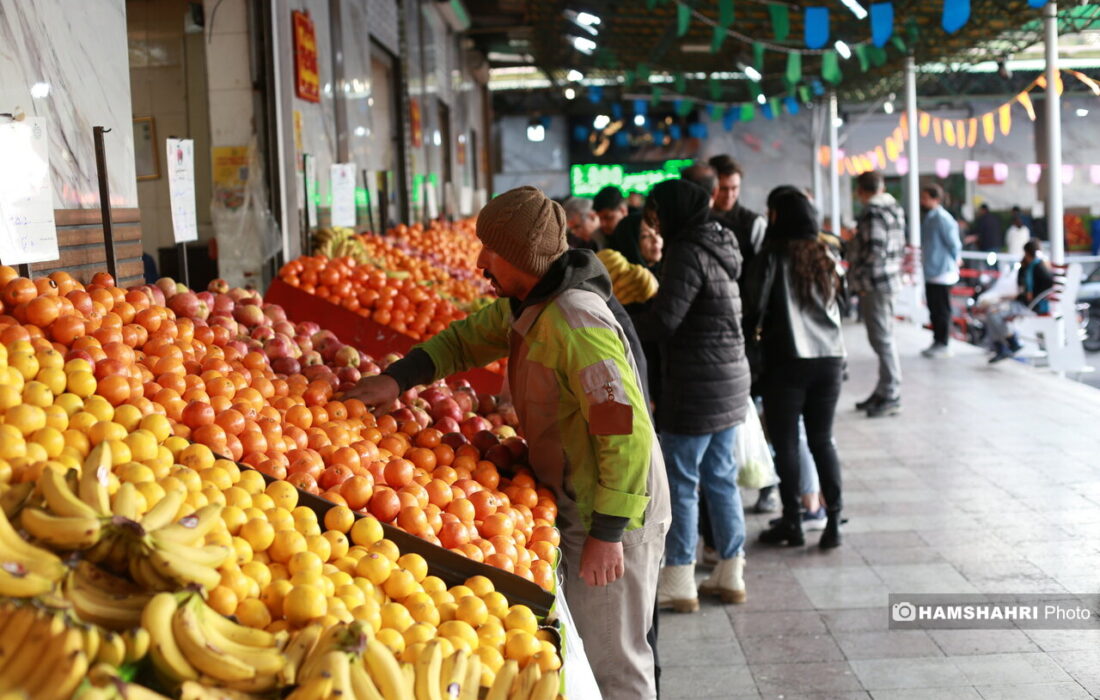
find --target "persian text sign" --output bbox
[165,139,198,243]
[292,11,320,103]
[0,118,59,265]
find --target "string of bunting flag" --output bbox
[826,68,1100,177]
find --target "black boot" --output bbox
[759,517,805,546]
[819,514,842,549]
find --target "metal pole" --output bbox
[1044,1,1064,266]
[905,55,921,248]
[811,108,824,209]
[828,92,841,237]
[92,126,118,281]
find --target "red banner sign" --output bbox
[292,11,320,103]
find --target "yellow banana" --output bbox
[364,637,411,700]
[484,659,519,700]
[178,680,264,700]
[200,600,280,648]
[139,488,185,531]
[80,443,112,516]
[0,481,34,519]
[440,648,468,700]
[123,626,151,663]
[67,563,148,630]
[22,622,83,699]
[20,507,102,550]
[171,600,256,683]
[0,563,56,597]
[96,630,127,666]
[279,623,322,686]
[151,504,222,546]
[529,669,560,700]
[415,638,444,700]
[130,554,176,592]
[317,649,355,698]
[0,610,64,692]
[190,600,284,676]
[117,683,173,700]
[151,536,231,569]
[111,482,141,520]
[0,604,38,674]
[39,467,99,519]
[141,592,199,682]
[459,654,480,700]
[513,662,542,700]
[286,674,333,700]
[147,545,222,590]
[81,623,102,664]
[350,661,386,700]
[0,508,65,579]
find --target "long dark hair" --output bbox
[765,187,838,307]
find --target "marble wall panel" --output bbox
[0,0,138,208]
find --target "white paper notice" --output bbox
[304,155,317,228]
[0,118,59,265]
[330,163,357,228]
[165,138,198,243]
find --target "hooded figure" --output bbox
[631,179,752,613]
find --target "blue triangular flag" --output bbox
[672,99,683,114]
[613,132,629,147]
[1027,0,1048,6]
[804,7,830,50]
[723,106,739,131]
[611,103,624,120]
[669,124,683,140]
[573,125,590,141]
[942,0,970,34]
[762,103,775,120]
[634,100,648,116]
[870,2,894,48]
[588,86,603,103]
[811,79,825,96]
[784,97,800,115]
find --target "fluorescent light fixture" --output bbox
[576,11,601,27]
[30,82,50,99]
[567,69,584,82]
[432,130,442,146]
[565,88,576,99]
[354,126,367,137]
[833,117,844,128]
[757,94,767,105]
[593,114,611,129]
[572,36,597,54]
[1077,108,1090,117]
[634,114,646,126]
[839,0,868,20]
[834,41,852,60]
[742,65,762,82]
[526,124,546,142]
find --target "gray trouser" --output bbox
[861,290,902,399]
[561,521,666,700]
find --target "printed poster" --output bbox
[0,117,59,265]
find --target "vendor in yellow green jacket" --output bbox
[347,186,671,700]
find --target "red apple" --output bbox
[301,351,323,367]
[155,277,177,299]
[334,345,360,368]
[271,356,301,376]
[263,305,288,324]
[297,321,321,335]
[472,429,500,453]
[167,291,201,319]
[460,416,493,442]
[484,443,513,471]
[502,436,528,461]
[390,407,415,423]
[263,335,297,360]
[251,326,275,342]
[477,394,498,415]
[208,278,229,294]
[430,398,462,424]
[212,294,235,315]
[440,431,467,448]
[336,366,361,385]
[228,288,253,302]
[233,304,265,327]
[453,390,475,414]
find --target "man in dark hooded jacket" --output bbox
[632,179,751,613]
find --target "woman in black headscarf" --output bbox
[743,186,846,549]
[632,178,751,612]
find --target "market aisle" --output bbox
[657,320,1100,700]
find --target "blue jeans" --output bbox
[660,426,745,566]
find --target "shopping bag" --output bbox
[736,399,778,489]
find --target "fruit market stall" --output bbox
[0,256,587,698]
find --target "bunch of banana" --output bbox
[17,444,114,553]
[596,249,659,305]
[124,501,230,592]
[77,662,173,700]
[0,501,67,597]
[0,600,90,699]
[314,227,368,262]
[141,592,286,692]
[485,659,561,700]
[64,560,152,631]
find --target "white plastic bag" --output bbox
[736,398,778,489]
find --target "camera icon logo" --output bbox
[892,602,917,622]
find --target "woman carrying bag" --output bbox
[743,187,847,549]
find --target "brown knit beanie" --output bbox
[476,187,568,278]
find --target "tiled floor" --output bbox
[657,321,1100,700]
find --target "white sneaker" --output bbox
[657,564,699,613]
[921,343,953,358]
[698,555,746,604]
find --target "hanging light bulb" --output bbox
[564,88,576,100]
[834,41,852,60]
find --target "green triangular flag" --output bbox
[753,42,765,71]
[891,36,906,53]
[711,24,726,53]
[708,77,722,100]
[821,50,842,84]
[770,97,781,116]
[675,73,687,94]
[854,44,870,72]
[646,0,658,9]
[638,63,651,84]
[740,103,756,122]
[718,0,734,28]
[906,18,920,45]
[869,46,887,67]
[710,104,724,121]
[650,87,663,106]
[677,4,691,37]
[785,52,801,87]
[677,99,695,117]
[624,70,636,87]
[799,85,811,103]
[768,3,790,41]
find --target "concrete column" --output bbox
[1044,1,1064,265]
[905,55,921,247]
[829,92,840,237]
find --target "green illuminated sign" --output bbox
[570,159,694,197]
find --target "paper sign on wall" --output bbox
[0,117,59,265]
[165,138,198,243]
[330,163,357,228]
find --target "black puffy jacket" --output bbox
[631,180,750,435]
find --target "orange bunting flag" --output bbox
[899,112,909,134]
[982,113,996,143]
[967,118,978,148]
[875,146,887,166]
[861,156,874,173]
[999,104,1012,135]
[944,119,956,146]
[1017,91,1036,121]
[818,145,832,167]
[1070,69,1100,96]
[1056,73,1064,95]
[840,157,851,175]
[955,120,967,149]
[893,126,904,144]
[919,112,931,137]
[886,137,900,162]
[932,117,943,144]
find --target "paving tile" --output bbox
[660,664,758,698]
[869,690,982,700]
[972,682,1093,699]
[1048,649,1100,697]
[659,638,744,667]
[927,629,1040,656]
[1024,629,1100,652]
[731,610,827,638]
[870,563,979,595]
[845,531,930,550]
[951,652,1073,686]
[849,657,969,690]
[657,605,734,641]
[833,630,943,660]
[791,566,891,610]
[751,661,864,696]
[859,546,947,566]
[820,607,891,633]
[741,633,845,664]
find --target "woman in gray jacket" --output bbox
[743,187,846,549]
